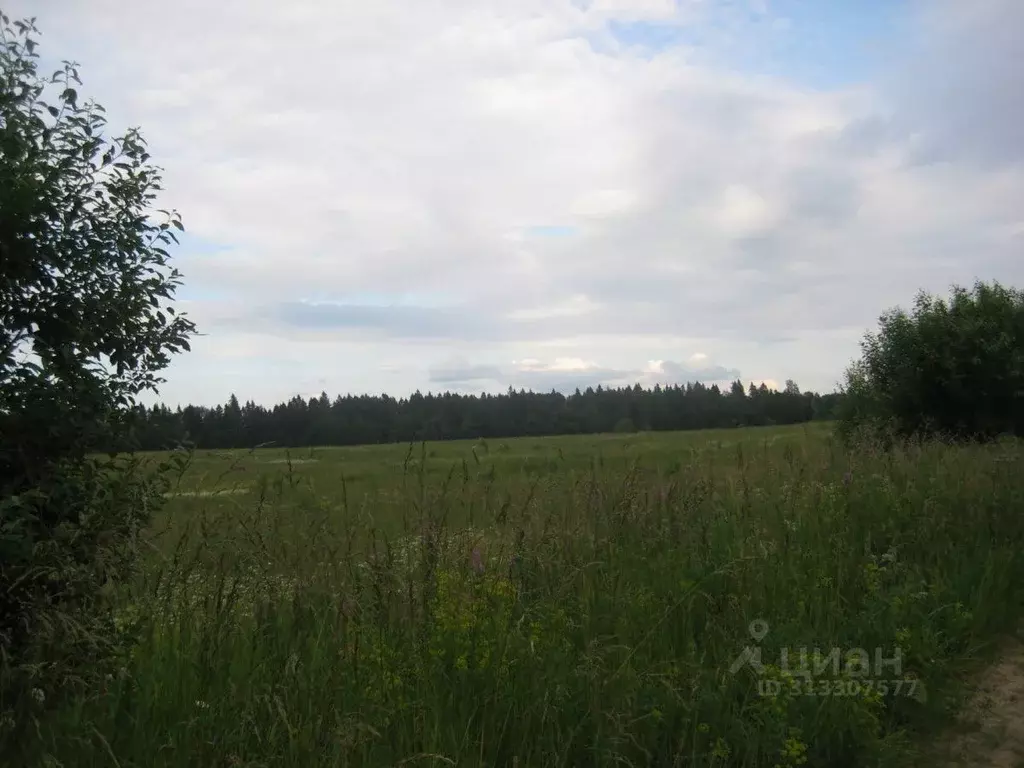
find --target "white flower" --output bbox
[31,688,45,705]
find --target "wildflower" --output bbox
[711,737,731,760]
[777,729,809,767]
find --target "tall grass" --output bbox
[15,431,1024,767]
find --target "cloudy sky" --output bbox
[12,0,1023,406]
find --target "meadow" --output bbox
[26,423,1024,767]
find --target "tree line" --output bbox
[124,379,843,451]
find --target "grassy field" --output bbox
[25,423,1024,767]
[150,424,836,555]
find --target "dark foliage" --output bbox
[126,381,842,451]
[0,13,193,739]
[837,280,1024,443]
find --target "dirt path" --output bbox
[932,632,1024,767]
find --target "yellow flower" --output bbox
[778,729,808,767]
[711,737,731,760]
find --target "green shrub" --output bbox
[837,281,1024,444]
[0,13,194,752]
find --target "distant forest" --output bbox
[125,380,843,451]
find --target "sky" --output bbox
[10,0,1024,407]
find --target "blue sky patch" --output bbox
[176,232,235,255]
[175,233,236,301]
[748,0,910,88]
[524,225,580,238]
[597,0,911,89]
[607,20,687,55]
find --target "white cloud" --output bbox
[431,353,740,395]
[507,295,601,321]
[570,188,641,218]
[589,0,680,21]
[527,358,596,372]
[707,184,780,238]
[5,0,1022,405]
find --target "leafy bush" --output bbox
[0,12,193,745]
[837,280,1024,444]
